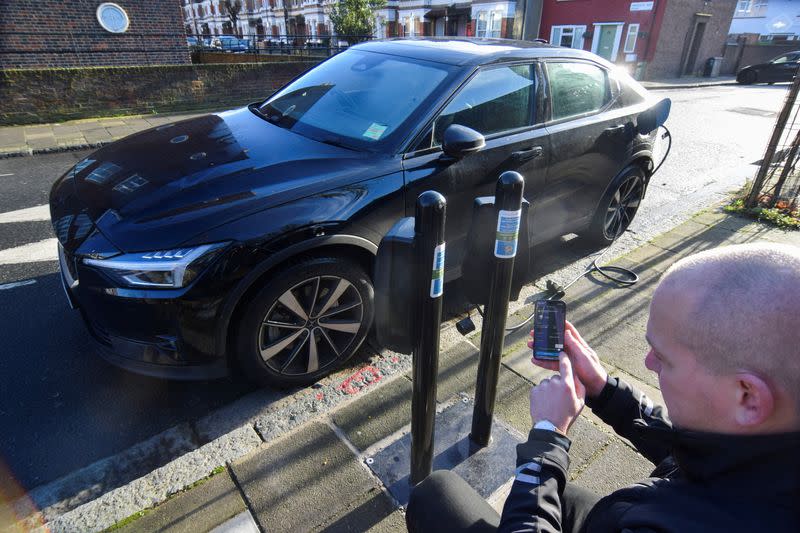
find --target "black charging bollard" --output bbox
[410,191,447,485]
[470,172,525,448]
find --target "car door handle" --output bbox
[605,124,627,134]
[511,146,543,162]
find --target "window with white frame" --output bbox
[405,15,416,36]
[624,24,639,53]
[736,0,752,13]
[487,11,502,38]
[476,12,487,37]
[550,25,586,49]
[476,11,502,38]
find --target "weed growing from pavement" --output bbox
[724,198,800,230]
[102,466,228,531]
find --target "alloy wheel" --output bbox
[258,276,364,376]
[603,175,644,240]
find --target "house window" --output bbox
[550,25,586,48]
[736,0,751,13]
[476,11,502,38]
[404,15,418,37]
[476,12,487,37]
[487,11,502,38]
[624,24,639,53]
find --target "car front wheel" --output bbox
[737,70,757,84]
[585,166,646,246]
[236,256,374,387]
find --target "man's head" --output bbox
[645,243,800,434]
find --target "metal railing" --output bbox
[0,31,376,68]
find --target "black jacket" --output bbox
[498,377,800,532]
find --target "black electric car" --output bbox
[50,38,667,387]
[736,51,800,84]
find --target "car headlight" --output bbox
[83,242,230,289]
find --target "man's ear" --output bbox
[733,372,775,427]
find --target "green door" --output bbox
[596,25,618,61]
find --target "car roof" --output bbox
[353,37,611,67]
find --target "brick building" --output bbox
[539,0,738,79]
[0,1,191,69]
[182,0,518,40]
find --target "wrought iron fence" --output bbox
[0,31,375,68]
[747,73,800,210]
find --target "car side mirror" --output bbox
[442,124,485,159]
[637,98,671,135]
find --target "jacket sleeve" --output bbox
[498,429,571,533]
[586,376,672,465]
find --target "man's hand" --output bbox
[530,354,585,435]
[528,320,609,398]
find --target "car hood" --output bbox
[53,108,391,252]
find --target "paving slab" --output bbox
[117,469,246,533]
[572,440,655,495]
[431,338,482,403]
[318,488,405,533]
[331,375,413,452]
[230,421,377,532]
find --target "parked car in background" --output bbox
[212,35,249,52]
[50,38,668,387]
[737,51,800,84]
[187,36,199,48]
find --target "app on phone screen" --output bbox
[533,301,565,361]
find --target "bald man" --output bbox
[407,243,800,532]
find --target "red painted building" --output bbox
[539,0,738,80]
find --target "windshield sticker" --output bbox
[363,123,388,140]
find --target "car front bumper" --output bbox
[59,244,231,380]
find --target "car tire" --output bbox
[584,166,646,246]
[737,70,757,84]
[235,256,374,388]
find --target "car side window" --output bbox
[430,64,535,147]
[546,61,609,121]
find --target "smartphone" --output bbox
[533,299,566,361]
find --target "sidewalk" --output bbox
[0,76,737,158]
[6,207,796,533]
[640,75,737,90]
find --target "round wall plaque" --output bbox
[96,3,130,33]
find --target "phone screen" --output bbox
[533,300,566,361]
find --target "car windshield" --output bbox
[258,49,456,150]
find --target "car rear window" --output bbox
[546,61,610,120]
[258,49,456,150]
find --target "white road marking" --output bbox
[0,204,51,224]
[0,279,37,290]
[0,238,58,265]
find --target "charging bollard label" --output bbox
[495,209,521,258]
[430,243,445,298]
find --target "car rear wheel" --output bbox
[737,70,757,84]
[585,166,646,246]
[236,256,374,387]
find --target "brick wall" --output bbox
[0,0,190,68]
[0,61,322,125]
[646,0,737,79]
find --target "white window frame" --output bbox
[550,24,586,49]
[591,22,624,63]
[736,0,752,13]
[476,11,488,38]
[487,11,502,38]
[624,23,639,54]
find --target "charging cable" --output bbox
[468,125,672,335]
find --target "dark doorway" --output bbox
[683,21,707,75]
